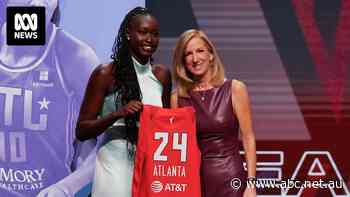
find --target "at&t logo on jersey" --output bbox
[151,181,188,193]
[151,181,163,193]
[6,6,45,45]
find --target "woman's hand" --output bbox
[243,186,256,197]
[117,100,143,117]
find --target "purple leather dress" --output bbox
[178,80,247,197]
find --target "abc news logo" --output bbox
[7,7,45,45]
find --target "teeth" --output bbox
[144,46,152,50]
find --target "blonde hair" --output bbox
[172,29,225,97]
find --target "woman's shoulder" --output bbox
[93,63,114,76]
[170,90,178,108]
[172,89,190,100]
[231,79,246,89]
[152,64,170,77]
[230,79,248,96]
[171,89,178,97]
[152,63,167,70]
[88,63,115,89]
[152,64,171,85]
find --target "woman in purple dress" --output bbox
[171,29,256,197]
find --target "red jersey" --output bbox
[132,105,201,197]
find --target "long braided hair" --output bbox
[111,7,154,147]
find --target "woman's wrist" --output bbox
[112,110,124,120]
[247,176,257,182]
[246,176,257,190]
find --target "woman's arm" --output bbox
[76,63,142,141]
[231,80,256,178]
[170,91,178,108]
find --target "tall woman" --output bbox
[171,29,256,197]
[75,7,171,197]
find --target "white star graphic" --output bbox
[37,97,51,110]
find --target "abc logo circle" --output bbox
[151,181,163,193]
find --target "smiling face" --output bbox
[184,36,214,81]
[127,14,159,64]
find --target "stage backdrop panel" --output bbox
[148,0,350,196]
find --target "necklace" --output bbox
[199,91,206,101]
[193,82,212,101]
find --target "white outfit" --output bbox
[91,57,163,197]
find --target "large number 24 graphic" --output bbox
[153,132,188,162]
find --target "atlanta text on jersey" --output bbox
[153,165,186,177]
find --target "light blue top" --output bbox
[100,57,163,126]
[92,57,163,197]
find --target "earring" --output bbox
[127,36,130,40]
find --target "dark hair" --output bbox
[111,7,154,147]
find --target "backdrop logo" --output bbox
[6,7,45,45]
